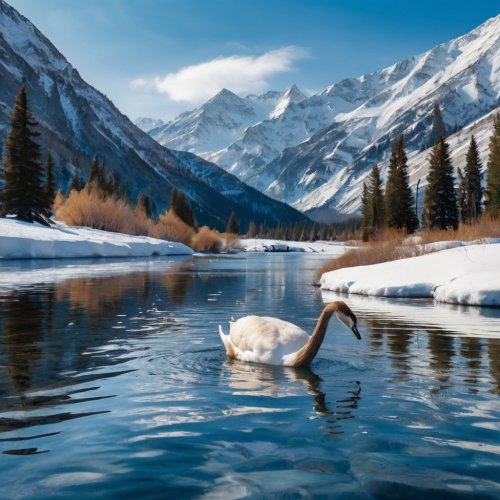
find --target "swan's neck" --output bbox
[292,310,334,367]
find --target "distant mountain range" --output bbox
[136,85,307,155]
[141,15,500,221]
[0,0,308,231]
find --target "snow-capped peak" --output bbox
[147,85,307,155]
[270,84,307,119]
[134,116,166,133]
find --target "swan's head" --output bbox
[325,301,361,340]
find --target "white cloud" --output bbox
[131,46,306,104]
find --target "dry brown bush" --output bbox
[56,187,137,234]
[222,232,241,252]
[315,217,500,283]
[52,191,66,213]
[55,189,239,253]
[418,215,500,244]
[191,226,222,253]
[153,210,195,247]
[132,205,156,237]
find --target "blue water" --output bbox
[0,253,499,498]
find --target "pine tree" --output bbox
[136,193,153,218]
[368,165,385,231]
[0,85,50,225]
[385,135,419,233]
[169,188,196,228]
[427,104,447,148]
[423,136,458,230]
[87,156,105,189]
[361,182,371,241]
[457,167,467,224]
[486,114,500,217]
[70,167,82,192]
[247,221,257,238]
[463,135,483,222]
[226,211,239,234]
[44,150,55,209]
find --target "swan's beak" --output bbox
[352,324,361,340]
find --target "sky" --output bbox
[8,0,500,122]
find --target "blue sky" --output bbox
[8,0,500,121]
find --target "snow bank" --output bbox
[321,291,500,339]
[0,219,193,259]
[241,238,351,255]
[320,243,500,307]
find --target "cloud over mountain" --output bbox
[131,46,306,104]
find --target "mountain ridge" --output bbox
[0,0,308,231]
[141,14,500,220]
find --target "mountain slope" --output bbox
[148,85,307,155]
[0,0,307,231]
[273,15,500,216]
[304,106,498,222]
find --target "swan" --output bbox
[218,301,361,367]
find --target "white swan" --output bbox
[218,301,361,367]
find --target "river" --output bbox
[0,254,499,498]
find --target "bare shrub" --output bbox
[222,232,241,252]
[133,204,156,237]
[191,226,222,253]
[56,187,136,234]
[52,191,66,213]
[418,215,500,244]
[154,210,194,246]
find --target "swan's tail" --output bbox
[218,324,226,340]
[218,325,235,357]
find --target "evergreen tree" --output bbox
[385,135,419,232]
[169,188,196,228]
[136,193,153,218]
[247,221,257,238]
[0,85,50,225]
[101,172,120,197]
[226,211,239,234]
[486,114,500,217]
[457,167,467,224]
[463,135,483,222]
[427,104,447,148]
[70,167,82,192]
[361,182,371,241]
[87,156,105,189]
[423,136,458,230]
[44,150,55,209]
[368,165,385,231]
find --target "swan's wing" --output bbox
[229,316,309,363]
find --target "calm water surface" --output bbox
[0,253,499,498]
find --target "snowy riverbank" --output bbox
[320,242,500,307]
[0,219,193,259]
[240,238,351,255]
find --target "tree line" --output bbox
[362,105,500,240]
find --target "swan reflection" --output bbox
[223,359,362,433]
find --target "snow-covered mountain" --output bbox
[305,106,499,222]
[134,116,166,133]
[147,85,307,155]
[143,15,499,220]
[268,15,500,217]
[0,0,308,230]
